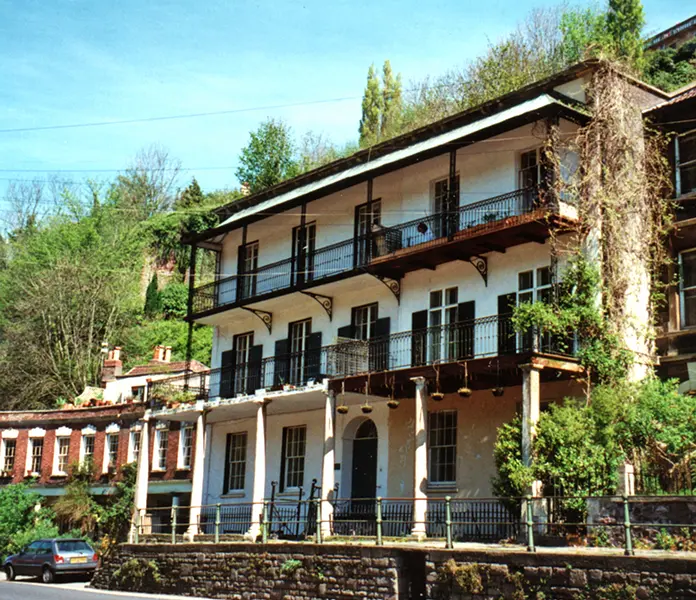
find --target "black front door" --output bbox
[351,421,378,499]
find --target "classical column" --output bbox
[130,411,151,541]
[411,376,428,539]
[187,404,207,539]
[521,364,542,496]
[246,399,268,540]
[320,390,336,538]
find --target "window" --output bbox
[429,287,459,361]
[431,175,459,238]
[56,437,70,474]
[518,266,553,350]
[289,319,311,385]
[519,149,541,189]
[352,303,378,341]
[234,332,254,395]
[224,432,247,493]
[29,438,43,474]
[2,439,16,474]
[106,433,119,469]
[131,386,145,402]
[292,222,316,284]
[680,250,696,328]
[677,131,696,196]
[82,435,95,464]
[240,241,259,298]
[428,411,457,484]
[355,200,381,265]
[179,425,194,470]
[154,427,168,471]
[281,426,306,490]
[129,429,141,464]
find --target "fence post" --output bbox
[262,501,269,544]
[134,511,140,544]
[526,495,535,553]
[315,499,323,544]
[376,497,383,546]
[623,495,633,556]
[171,505,177,544]
[215,503,221,544]
[445,496,453,550]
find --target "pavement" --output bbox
[0,574,215,600]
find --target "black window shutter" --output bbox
[279,427,288,492]
[274,339,289,387]
[457,301,475,359]
[220,350,236,398]
[247,345,263,394]
[371,317,390,371]
[236,244,246,302]
[497,293,517,355]
[411,310,428,367]
[222,433,232,495]
[306,332,323,382]
[337,324,354,339]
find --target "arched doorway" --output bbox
[350,419,378,499]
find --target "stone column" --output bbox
[187,404,207,539]
[411,376,428,539]
[246,399,268,540]
[320,390,336,538]
[130,411,151,541]
[521,365,542,497]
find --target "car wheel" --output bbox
[41,567,54,584]
[5,565,15,581]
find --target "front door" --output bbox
[350,420,378,499]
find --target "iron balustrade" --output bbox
[190,187,544,315]
[149,314,572,408]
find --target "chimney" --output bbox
[164,346,172,363]
[241,182,251,196]
[152,345,165,361]
[101,346,123,385]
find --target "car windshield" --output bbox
[56,540,92,553]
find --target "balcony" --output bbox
[190,187,577,319]
[150,314,575,408]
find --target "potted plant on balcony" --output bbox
[458,362,472,398]
[430,363,444,401]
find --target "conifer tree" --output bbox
[606,0,645,69]
[381,60,403,138]
[144,273,161,317]
[359,64,383,147]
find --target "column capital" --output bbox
[254,397,272,406]
[410,376,427,387]
[519,362,544,373]
[142,409,152,422]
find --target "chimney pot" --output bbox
[153,345,164,361]
[164,346,172,363]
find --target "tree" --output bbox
[174,177,204,210]
[644,41,696,92]
[558,8,610,64]
[144,273,161,317]
[606,0,645,69]
[235,119,299,193]
[298,132,358,173]
[0,483,58,558]
[359,64,383,147]
[381,60,403,138]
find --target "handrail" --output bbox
[191,187,547,315]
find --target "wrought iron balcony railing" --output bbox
[150,314,572,407]
[191,187,545,316]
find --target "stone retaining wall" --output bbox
[93,542,696,599]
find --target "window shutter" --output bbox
[337,324,354,339]
[457,301,475,359]
[371,317,390,371]
[279,427,288,492]
[497,293,517,355]
[222,433,232,495]
[220,350,236,398]
[306,332,323,382]
[411,310,428,367]
[247,345,263,394]
[274,339,289,387]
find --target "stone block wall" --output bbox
[93,542,696,600]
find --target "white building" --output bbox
[137,61,668,540]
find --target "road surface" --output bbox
[0,575,215,600]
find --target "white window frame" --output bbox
[53,426,72,476]
[282,425,306,491]
[80,425,97,466]
[428,410,458,486]
[25,428,45,476]
[177,424,194,470]
[224,431,248,493]
[128,424,142,464]
[517,266,552,350]
[428,287,459,362]
[102,423,120,473]
[152,424,169,472]
[679,249,696,329]
[1,437,17,476]
[677,130,696,197]
[518,147,542,189]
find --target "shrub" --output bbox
[112,558,161,591]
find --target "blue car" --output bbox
[4,538,99,583]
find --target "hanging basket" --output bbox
[361,403,373,414]
[431,392,445,402]
[387,398,400,409]
[337,404,349,415]
[458,387,472,398]
[492,387,505,397]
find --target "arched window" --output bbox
[354,419,377,440]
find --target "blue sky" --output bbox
[0,0,691,202]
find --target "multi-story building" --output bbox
[143,60,669,539]
[0,346,207,524]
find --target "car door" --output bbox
[14,541,39,575]
[33,542,52,575]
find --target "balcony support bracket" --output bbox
[301,291,333,321]
[369,272,401,304]
[468,256,488,286]
[240,307,272,334]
